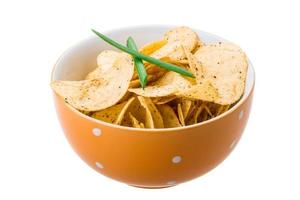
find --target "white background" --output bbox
[0,0,299,199]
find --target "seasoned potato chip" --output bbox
[203,104,213,117]
[183,46,204,84]
[151,96,176,105]
[191,103,205,124]
[129,85,177,98]
[129,71,194,97]
[91,101,127,123]
[181,99,193,119]
[118,91,133,103]
[137,96,164,128]
[150,27,199,61]
[216,104,231,115]
[129,112,144,128]
[191,40,204,54]
[176,80,219,102]
[51,53,134,111]
[85,50,120,79]
[194,42,248,105]
[123,97,146,125]
[164,27,199,50]
[157,104,181,128]
[114,97,135,125]
[177,103,185,126]
[132,64,164,80]
[139,40,167,55]
[130,70,166,88]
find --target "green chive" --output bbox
[91,29,195,78]
[126,37,147,89]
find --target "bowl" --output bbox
[51,25,255,188]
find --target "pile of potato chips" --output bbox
[51,27,248,129]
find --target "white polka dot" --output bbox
[238,110,244,120]
[92,128,102,136]
[167,181,176,186]
[172,156,182,163]
[230,139,237,149]
[95,162,104,169]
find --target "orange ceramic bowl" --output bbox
[51,25,255,188]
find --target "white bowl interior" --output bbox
[52,25,254,102]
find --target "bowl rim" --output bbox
[51,24,255,133]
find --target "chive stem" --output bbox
[127,37,147,89]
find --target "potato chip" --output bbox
[191,40,204,54]
[150,27,199,61]
[129,112,144,128]
[184,101,196,120]
[191,103,205,124]
[177,103,185,126]
[129,85,177,98]
[123,97,146,125]
[91,101,127,123]
[137,96,164,128]
[176,80,219,102]
[157,104,181,128]
[129,71,195,97]
[151,96,176,105]
[51,53,134,111]
[85,50,120,79]
[114,97,135,125]
[118,91,133,103]
[203,104,213,117]
[194,42,248,105]
[164,27,199,50]
[130,70,166,88]
[139,40,167,55]
[183,46,204,84]
[216,104,230,115]
[181,99,193,119]
[132,64,163,80]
